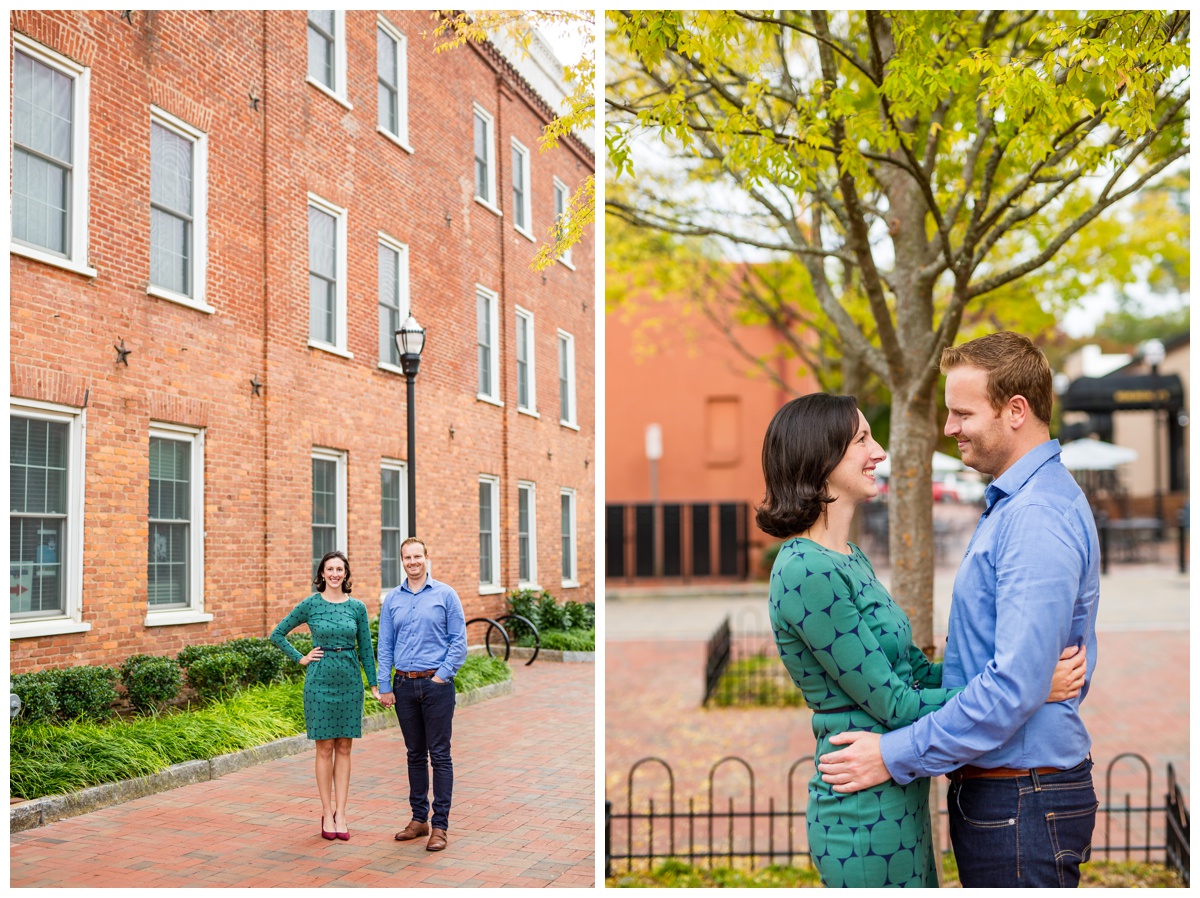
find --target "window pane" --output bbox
[518,487,531,582]
[11,417,68,515]
[378,244,400,364]
[517,315,529,408]
[151,207,190,295]
[12,147,69,254]
[381,467,401,586]
[151,123,193,215]
[11,517,65,615]
[312,457,338,575]
[308,207,337,344]
[13,51,72,163]
[477,292,491,396]
[307,13,335,87]
[512,147,526,228]
[562,494,573,579]
[148,437,191,607]
[479,481,493,582]
[474,113,489,201]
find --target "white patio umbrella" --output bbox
[1058,439,1138,471]
[874,451,964,478]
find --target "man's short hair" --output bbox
[400,536,428,556]
[940,331,1053,425]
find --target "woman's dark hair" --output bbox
[755,393,860,539]
[313,550,353,594]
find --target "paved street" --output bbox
[11,660,596,888]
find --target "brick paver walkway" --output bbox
[11,660,595,888]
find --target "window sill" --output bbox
[518,407,540,419]
[145,610,215,627]
[515,225,535,242]
[517,582,542,592]
[308,340,354,359]
[11,243,98,279]
[561,580,580,590]
[474,196,503,218]
[558,255,575,271]
[477,394,504,408]
[9,618,93,639]
[560,420,581,431]
[377,127,414,154]
[378,361,405,376]
[306,77,353,111]
[478,585,506,596]
[147,284,215,314]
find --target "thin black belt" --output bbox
[814,705,859,714]
[317,645,356,652]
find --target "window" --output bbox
[11,35,94,276]
[380,461,408,590]
[518,481,537,586]
[473,104,498,213]
[147,424,209,625]
[553,178,573,267]
[149,107,209,311]
[308,194,349,355]
[477,285,500,403]
[516,306,537,414]
[10,400,88,638]
[558,330,577,427]
[560,488,578,587]
[306,11,348,106]
[377,16,410,150]
[479,475,501,591]
[312,449,346,576]
[511,138,532,237]
[378,234,410,370]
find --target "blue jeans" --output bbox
[393,674,456,831]
[948,757,1097,887]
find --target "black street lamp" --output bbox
[1143,338,1166,539]
[395,315,426,538]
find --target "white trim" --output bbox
[515,305,537,414]
[306,10,350,107]
[472,103,497,208]
[307,192,349,354]
[474,195,503,218]
[511,137,534,240]
[553,177,573,268]
[517,480,538,588]
[476,284,501,403]
[312,447,349,562]
[11,34,92,274]
[478,474,501,590]
[146,422,206,619]
[149,106,208,307]
[377,127,415,154]
[377,232,411,369]
[144,610,213,627]
[376,15,409,148]
[8,398,89,636]
[557,329,578,427]
[478,585,507,596]
[560,486,578,587]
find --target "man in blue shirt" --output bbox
[377,536,467,852]
[817,332,1100,887]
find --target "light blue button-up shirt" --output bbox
[376,575,468,691]
[881,439,1100,782]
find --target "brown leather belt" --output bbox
[397,669,437,679]
[949,764,1065,782]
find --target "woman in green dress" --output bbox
[271,550,379,841]
[758,394,1084,887]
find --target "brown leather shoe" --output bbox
[426,827,448,851]
[394,820,430,841]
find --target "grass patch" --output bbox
[708,654,806,708]
[12,655,509,801]
[517,628,595,651]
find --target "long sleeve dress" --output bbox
[270,593,377,740]
[768,538,963,888]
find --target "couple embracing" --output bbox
[762,332,1100,888]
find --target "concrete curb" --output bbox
[10,678,515,834]
[508,646,595,663]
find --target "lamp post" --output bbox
[1143,338,1166,539]
[395,315,426,538]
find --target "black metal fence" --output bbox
[703,623,797,707]
[606,754,1189,883]
[606,501,750,582]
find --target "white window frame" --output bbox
[306,10,351,110]
[379,459,409,599]
[377,232,411,373]
[472,103,501,216]
[312,447,348,572]
[376,15,412,153]
[517,480,539,589]
[511,137,533,240]
[11,34,96,278]
[553,177,574,269]
[9,398,90,639]
[307,193,351,357]
[147,106,212,314]
[515,305,538,416]
[560,487,579,589]
[145,423,211,627]
[479,474,503,594]
[476,284,501,406]
[558,329,578,429]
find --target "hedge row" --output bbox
[505,589,596,640]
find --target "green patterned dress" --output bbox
[768,538,962,888]
[270,594,377,740]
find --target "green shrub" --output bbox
[177,643,226,669]
[186,651,250,703]
[11,670,60,724]
[531,628,595,651]
[505,588,546,639]
[120,655,182,713]
[454,653,511,693]
[225,637,286,687]
[55,666,120,721]
[564,600,595,630]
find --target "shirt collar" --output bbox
[984,439,1061,511]
[401,574,435,594]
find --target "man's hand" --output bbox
[378,690,395,708]
[818,731,890,793]
[1047,644,1086,702]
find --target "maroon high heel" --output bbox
[334,810,350,841]
[321,813,336,840]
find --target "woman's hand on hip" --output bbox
[299,647,323,666]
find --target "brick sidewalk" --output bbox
[11,660,595,888]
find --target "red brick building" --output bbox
[10,10,595,673]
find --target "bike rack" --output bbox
[463,614,540,666]
[496,613,539,666]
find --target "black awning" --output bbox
[1061,373,1184,413]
